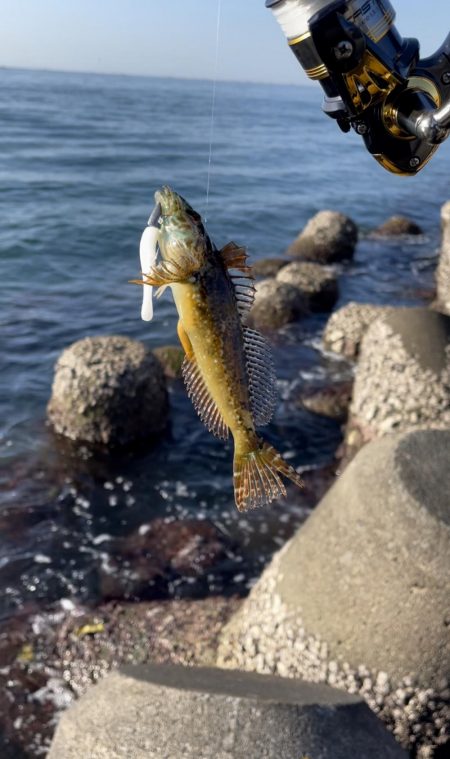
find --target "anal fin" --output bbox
[182,356,229,441]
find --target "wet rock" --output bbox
[323,302,393,359]
[153,344,184,379]
[251,257,290,278]
[277,261,339,312]
[248,278,307,330]
[372,215,423,237]
[436,200,450,315]
[47,336,168,448]
[348,307,450,447]
[48,664,407,759]
[99,518,228,600]
[299,380,353,422]
[288,210,358,263]
[0,597,241,758]
[218,429,450,756]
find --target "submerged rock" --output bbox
[323,302,392,359]
[288,210,358,263]
[218,429,450,757]
[436,200,450,315]
[248,278,307,330]
[277,261,339,312]
[372,215,423,237]
[299,380,353,422]
[47,336,168,448]
[251,257,290,278]
[347,307,450,449]
[99,518,229,600]
[48,664,407,759]
[153,344,184,379]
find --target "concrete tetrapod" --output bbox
[47,335,168,448]
[437,200,450,314]
[218,430,450,757]
[346,307,450,456]
[47,664,407,759]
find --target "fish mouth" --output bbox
[147,201,162,229]
[154,185,181,217]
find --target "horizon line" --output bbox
[0,63,313,90]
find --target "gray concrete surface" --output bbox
[48,664,407,759]
[218,430,450,756]
[437,200,450,314]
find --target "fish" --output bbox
[133,186,303,511]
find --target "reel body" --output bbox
[267,0,450,175]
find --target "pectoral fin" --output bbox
[136,259,193,287]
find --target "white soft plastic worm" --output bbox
[139,225,159,321]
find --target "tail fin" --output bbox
[233,439,303,512]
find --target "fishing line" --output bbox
[205,0,222,219]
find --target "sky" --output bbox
[0,0,449,85]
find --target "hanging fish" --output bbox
[133,186,303,511]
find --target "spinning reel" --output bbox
[266,0,450,174]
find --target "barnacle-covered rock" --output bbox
[372,215,423,237]
[248,278,307,330]
[277,261,339,312]
[47,336,168,448]
[323,302,393,359]
[153,345,184,379]
[347,307,450,448]
[288,210,358,263]
[251,257,290,279]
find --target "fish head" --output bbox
[138,186,209,322]
[155,186,209,270]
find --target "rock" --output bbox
[436,200,450,314]
[153,344,184,379]
[288,210,358,263]
[348,307,450,445]
[277,261,339,312]
[99,519,228,600]
[248,278,307,330]
[299,380,353,422]
[372,215,423,237]
[218,429,450,756]
[47,336,168,448]
[323,302,393,359]
[48,664,407,759]
[251,258,290,278]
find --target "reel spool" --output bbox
[267,0,450,174]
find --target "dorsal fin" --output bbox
[218,242,255,316]
[243,326,277,427]
[230,274,256,316]
[219,242,251,274]
[182,356,229,440]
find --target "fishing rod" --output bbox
[266,0,450,175]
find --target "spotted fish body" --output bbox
[136,186,303,511]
